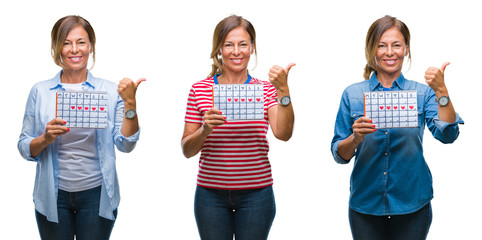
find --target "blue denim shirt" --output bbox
[18,71,140,223]
[331,73,463,216]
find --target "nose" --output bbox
[71,43,79,53]
[386,45,394,56]
[233,45,240,55]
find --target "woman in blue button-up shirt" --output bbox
[18,15,144,240]
[331,15,463,240]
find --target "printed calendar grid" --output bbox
[212,84,264,120]
[56,91,108,129]
[363,90,418,129]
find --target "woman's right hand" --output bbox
[352,116,376,144]
[202,109,226,135]
[43,118,69,145]
[181,108,226,158]
[30,118,69,157]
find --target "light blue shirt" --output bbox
[18,70,140,223]
[331,73,463,216]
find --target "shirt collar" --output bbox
[369,72,407,91]
[213,74,252,84]
[49,70,97,91]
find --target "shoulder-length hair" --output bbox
[364,15,411,80]
[51,15,96,69]
[209,15,257,78]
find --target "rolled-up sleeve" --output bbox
[432,113,464,143]
[331,89,353,164]
[18,87,40,162]
[424,89,464,144]
[112,95,140,153]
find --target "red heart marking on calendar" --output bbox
[380,106,384,110]
[100,107,105,111]
[92,107,96,111]
[256,98,261,102]
[248,99,253,102]
[234,98,238,102]
[78,106,82,110]
[401,106,406,110]
[394,106,398,110]
[228,98,232,102]
[241,99,245,102]
[85,107,89,110]
[71,106,75,110]
[387,106,391,110]
[409,105,414,110]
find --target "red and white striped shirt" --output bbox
[184,76,278,190]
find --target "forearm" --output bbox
[181,125,209,158]
[29,134,50,158]
[120,102,139,137]
[435,89,456,123]
[336,134,360,161]
[274,104,294,141]
[272,88,294,141]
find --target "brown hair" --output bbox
[51,15,96,69]
[208,15,257,78]
[364,15,411,80]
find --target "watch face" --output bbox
[438,96,449,106]
[125,109,136,119]
[280,96,290,106]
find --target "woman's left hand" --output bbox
[118,78,146,106]
[268,63,296,94]
[425,62,450,94]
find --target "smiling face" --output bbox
[60,25,91,72]
[220,26,253,74]
[375,26,408,77]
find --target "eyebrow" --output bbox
[64,38,86,42]
[224,40,249,44]
[379,40,402,45]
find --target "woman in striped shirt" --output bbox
[181,15,295,240]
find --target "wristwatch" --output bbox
[436,96,450,107]
[278,96,291,106]
[125,109,137,119]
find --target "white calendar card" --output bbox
[363,90,418,129]
[212,84,264,120]
[56,91,108,128]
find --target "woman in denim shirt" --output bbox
[18,15,144,240]
[331,15,463,240]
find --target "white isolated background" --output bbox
[1,0,479,239]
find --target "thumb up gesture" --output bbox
[118,78,146,106]
[425,62,450,94]
[268,63,296,93]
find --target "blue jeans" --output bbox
[349,203,432,240]
[35,186,117,240]
[194,185,276,240]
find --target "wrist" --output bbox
[124,101,137,110]
[351,134,364,146]
[433,86,448,98]
[276,87,290,98]
[40,133,53,146]
[200,124,213,137]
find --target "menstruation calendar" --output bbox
[56,91,108,128]
[213,84,264,120]
[363,90,418,129]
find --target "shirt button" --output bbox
[385,152,388,156]
[385,132,388,135]
[384,172,387,175]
